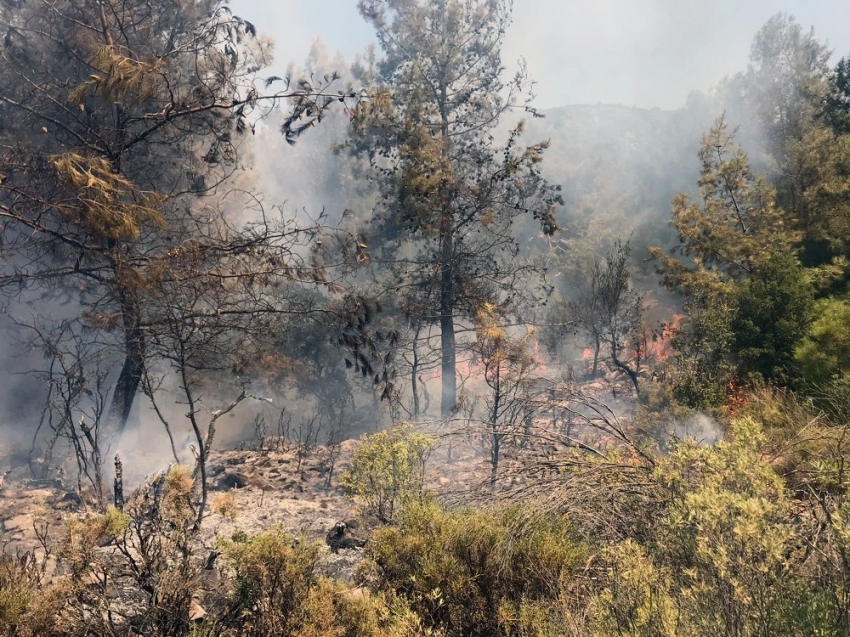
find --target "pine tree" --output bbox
[349,0,562,416]
[0,0,350,437]
[652,116,799,297]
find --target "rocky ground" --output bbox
[0,429,502,585]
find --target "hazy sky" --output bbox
[231,0,850,110]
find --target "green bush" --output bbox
[220,528,424,637]
[655,417,795,635]
[220,529,321,634]
[795,298,850,387]
[363,501,586,637]
[0,552,43,636]
[341,424,434,523]
[731,252,815,383]
[591,416,841,636]
[591,540,679,637]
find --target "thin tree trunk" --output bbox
[489,366,501,490]
[106,283,145,438]
[591,334,601,377]
[440,270,456,417]
[411,323,421,420]
[490,429,500,491]
[438,82,456,418]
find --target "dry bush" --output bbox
[739,386,846,487]
[49,466,203,636]
[0,465,205,636]
[212,492,238,520]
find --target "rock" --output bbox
[23,478,63,490]
[217,470,271,491]
[326,520,367,553]
[3,513,33,532]
[320,548,364,584]
[60,491,82,506]
[189,600,206,623]
[338,440,360,454]
[217,471,249,489]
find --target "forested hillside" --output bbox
[2,1,850,635]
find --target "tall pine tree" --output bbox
[349,0,562,416]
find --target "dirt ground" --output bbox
[0,431,498,568]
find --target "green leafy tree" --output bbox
[668,293,736,410]
[825,56,850,136]
[744,15,850,266]
[653,117,799,405]
[731,252,814,383]
[747,13,831,163]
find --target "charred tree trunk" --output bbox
[411,323,421,420]
[591,333,601,377]
[106,282,146,438]
[490,428,500,491]
[489,368,502,491]
[611,337,640,394]
[114,453,124,511]
[440,255,456,418]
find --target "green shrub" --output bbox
[656,417,795,635]
[731,252,815,383]
[364,501,585,637]
[220,528,424,637]
[341,424,434,523]
[795,298,850,392]
[591,540,679,637]
[591,416,839,636]
[0,552,43,636]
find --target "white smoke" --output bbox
[670,412,723,446]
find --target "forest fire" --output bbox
[646,314,683,364]
[0,0,847,633]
